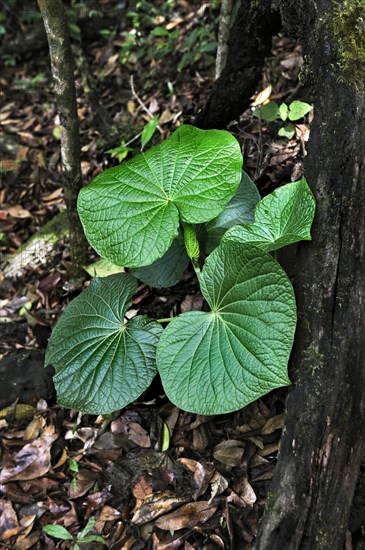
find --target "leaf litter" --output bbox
[2,1,359,548]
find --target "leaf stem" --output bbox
[192,257,201,276]
[183,223,201,277]
[157,318,173,324]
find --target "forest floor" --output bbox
[3,1,362,549]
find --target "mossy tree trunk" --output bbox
[199,0,365,546]
[38,0,89,274]
[254,1,365,548]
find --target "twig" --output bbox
[129,76,163,133]
[124,132,143,147]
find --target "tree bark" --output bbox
[196,0,281,129]
[215,0,234,79]
[37,0,89,274]
[255,1,365,548]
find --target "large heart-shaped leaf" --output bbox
[45,274,162,414]
[78,125,242,268]
[132,230,189,288]
[224,178,315,252]
[156,242,296,414]
[199,171,260,253]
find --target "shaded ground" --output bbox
[2,1,363,548]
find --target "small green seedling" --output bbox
[106,115,159,161]
[46,125,315,415]
[44,517,106,549]
[253,100,313,139]
[69,457,79,491]
[105,141,134,162]
[141,114,159,149]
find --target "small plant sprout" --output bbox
[45,125,315,415]
[44,517,106,549]
[253,93,313,139]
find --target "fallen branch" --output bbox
[2,211,68,279]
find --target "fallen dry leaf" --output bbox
[99,505,122,522]
[132,491,188,525]
[0,426,57,483]
[209,471,229,501]
[178,458,213,499]
[68,468,98,499]
[152,531,191,550]
[192,425,209,453]
[155,501,218,531]
[14,532,39,550]
[13,514,36,542]
[23,416,46,441]
[261,413,285,435]
[0,500,18,540]
[124,422,151,448]
[7,205,32,219]
[232,476,257,507]
[213,445,245,467]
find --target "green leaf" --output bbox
[44,525,73,540]
[253,101,279,122]
[68,23,81,40]
[45,274,162,414]
[157,241,296,414]
[200,171,260,253]
[288,100,312,121]
[278,103,288,121]
[77,517,95,540]
[141,115,159,149]
[83,258,125,278]
[105,145,133,162]
[184,224,200,261]
[278,123,296,139]
[132,230,189,288]
[53,126,61,140]
[161,422,170,452]
[69,458,79,473]
[151,27,170,37]
[224,178,315,252]
[78,125,242,268]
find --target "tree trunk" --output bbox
[255,1,365,548]
[196,0,280,129]
[37,0,89,274]
[215,0,234,79]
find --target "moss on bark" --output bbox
[330,0,365,92]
